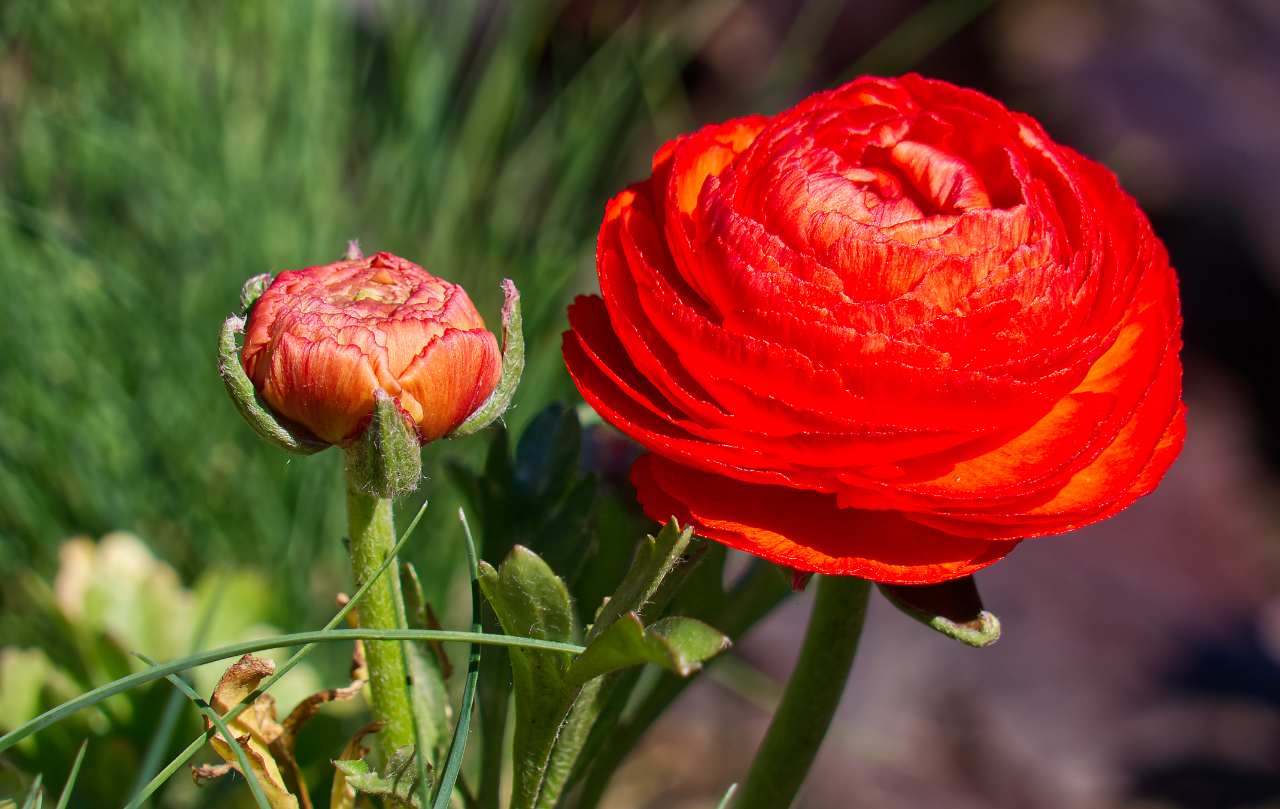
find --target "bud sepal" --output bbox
[217,315,328,456]
[446,278,524,439]
[239,273,273,315]
[344,389,424,499]
[877,576,1001,647]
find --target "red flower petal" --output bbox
[564,74,1185,580]
[632,454,1020,584]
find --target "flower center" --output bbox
[330,269,412,307]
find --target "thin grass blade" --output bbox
[134,655,271,809]
[121,734,212,809]
[18,774,41,809]
[428,509,483,809]
[129,570,230,801]
[54,741,86,809]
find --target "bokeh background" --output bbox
[3,0,1280,807]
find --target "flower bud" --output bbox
[239,252,503,447]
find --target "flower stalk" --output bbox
[344,474,415,756]
[737,574,871,809]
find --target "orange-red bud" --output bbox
[241,252,501,446]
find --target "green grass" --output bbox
[0,0,703,585]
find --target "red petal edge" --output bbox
[631,453,1020,584]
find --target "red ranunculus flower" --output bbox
[563,75,1185,584]
[242,252,501,446]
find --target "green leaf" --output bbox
[570,494,638,631]
[538,537,717,808]
[876,578,1001,648]
[400,563,453,765]
[450,404,602,809]
[478,547,577,809]
[640,542,711,624]
[448,404,598,591]
[587,520,693,644]
[238,273,272,314]
[514,402,581,503]
[329,722,381,809]
[566,614,729,690]
[567,547,792,809]
[334,745,433,809]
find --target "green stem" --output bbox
[737,574,870,809]
[345,469,415,756]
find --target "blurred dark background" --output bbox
[3,0,1280,807]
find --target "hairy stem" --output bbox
[345,467,415,757]
[737,574,870,809]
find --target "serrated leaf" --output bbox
[566,614,729,690]
[588,520,692,644]
[559,546,793,804]
[334,745,432,809]
[329,722,381,809]
[639,541,711,624]
[449,405,603,809]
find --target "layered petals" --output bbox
[564,75,1185,584]
[243,252,501,445]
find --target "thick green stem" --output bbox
[737,574,871,809]
[345,469,415,757]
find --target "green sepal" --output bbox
[877,577,1001,647]
[566,613,729,689]
[333,745,433,809]
[447,278,524,438]
[344,389,423,498]
[239,273,272,314]
[217,316,328,456]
